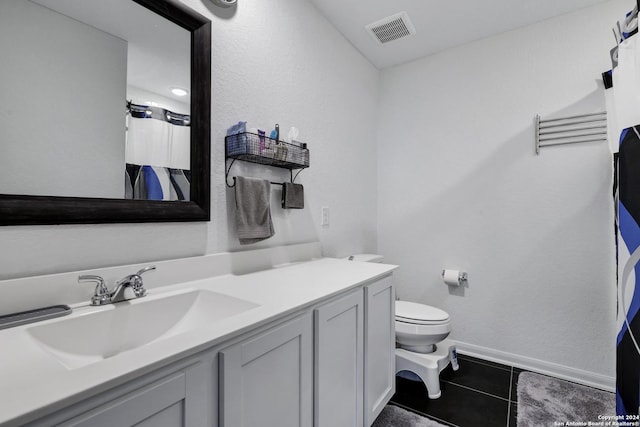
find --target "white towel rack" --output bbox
[535,111,607,154]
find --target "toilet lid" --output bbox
[395,301,449,322]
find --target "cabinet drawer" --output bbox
[61,372,187,427]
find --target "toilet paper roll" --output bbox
[442,269,462,287]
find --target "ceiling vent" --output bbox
[365,11,416,45]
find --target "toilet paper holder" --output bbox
[441,270,468,286]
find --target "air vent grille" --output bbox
[366,12,416,45]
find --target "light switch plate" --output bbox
[321,207,330,226]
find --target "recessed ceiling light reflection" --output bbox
[171,88,188,97]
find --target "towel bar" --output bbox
[227,176,285,188]
[225,159,304,188]
[535,112,607,154]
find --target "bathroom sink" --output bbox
[27,289,259,369]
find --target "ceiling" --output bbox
[309,0,614,69]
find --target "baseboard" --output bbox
[452,340,615,392]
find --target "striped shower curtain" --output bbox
[125,103,191,201]
[617,127,640,416]
[608,2,640,416]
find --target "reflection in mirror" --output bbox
[126,102,191,201]
[0,0,211,225]
[0,0,191,201]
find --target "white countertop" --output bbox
[0,256,396,427]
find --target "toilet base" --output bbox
[395,338,456,399]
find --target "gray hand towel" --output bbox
[235,176,274,244]
[282,182,304,209]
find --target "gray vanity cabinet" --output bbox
[218,312,314,427]
[313,276,395,427]
[218,275,395,427]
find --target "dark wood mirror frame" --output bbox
[0,0,211,226]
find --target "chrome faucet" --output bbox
[78,266,156,305]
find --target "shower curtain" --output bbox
[611,2,640,416]
[125,103,191,200]
[617,126,640,416]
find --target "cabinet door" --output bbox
[314,289,364,427]
[28,357,213,427]
[219,313,313,427]
[364,276,395,426]
[60,368,196,427]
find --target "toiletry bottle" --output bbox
[449,347,459,371]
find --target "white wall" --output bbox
[377,0,625,384]
[202,0,379,256]
[0,0,379,279]
[0,0,126,199]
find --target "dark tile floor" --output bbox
[390,353,524,427]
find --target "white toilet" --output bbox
[395,300,456,399]
[347,254,458,399]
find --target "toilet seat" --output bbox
[395,319,451,336]
[395,301,449,325]
[396,317,449,326]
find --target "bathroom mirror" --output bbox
[0,0,211,225]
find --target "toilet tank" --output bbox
[346,254,384,263]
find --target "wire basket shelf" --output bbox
[225,132,309,170]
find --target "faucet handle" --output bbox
[78,275,110,306]
[136,265,156,276]
[131,265,155,297]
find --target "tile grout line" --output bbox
[458,355,512,373]
[440,379,511,402]
[506,367,514,426]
